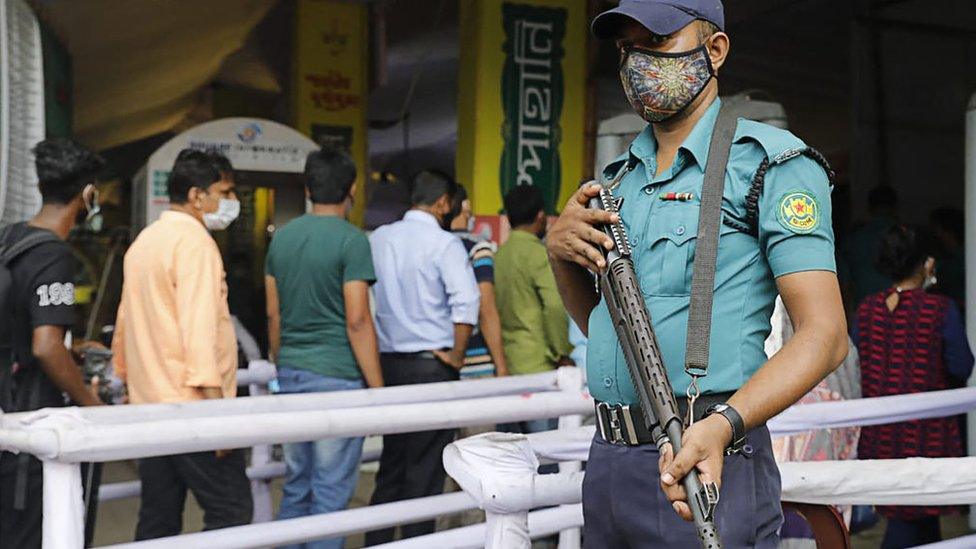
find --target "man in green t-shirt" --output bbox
[495,184,574,436]
[265,147,382,546]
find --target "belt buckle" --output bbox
[618,405,641,444]
[598,403,639,445]
[596,403,626,445]
[595,402,612,443]
[607,406,625,445]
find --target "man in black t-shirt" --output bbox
[0,138,106,549]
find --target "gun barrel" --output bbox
[590,187,723,549]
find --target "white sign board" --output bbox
[141,118,318,226]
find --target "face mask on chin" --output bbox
[203,198,241,231]
[619,44,714,124]
[77,185,103,232]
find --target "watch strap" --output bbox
[707,404,746,455]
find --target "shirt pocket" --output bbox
[644,204,699,297]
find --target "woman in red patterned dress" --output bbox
[854,225,974,549]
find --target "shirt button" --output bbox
[643,186,654,195]
[631,236,639,246]
[603,377,613,388]
[675,226,686,236]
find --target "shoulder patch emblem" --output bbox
[778,191,820,234]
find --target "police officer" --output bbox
[546,1,849,546]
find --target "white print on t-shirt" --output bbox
[36,282,75,307]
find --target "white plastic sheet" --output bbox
[443,433,585,548]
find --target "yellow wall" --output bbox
[294,0,369,224]
[457,0,587,217]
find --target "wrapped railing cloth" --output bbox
[446,433,976,507]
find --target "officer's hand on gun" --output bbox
[546,183,618,272]
[658,413,733,521]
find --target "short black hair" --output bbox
[410,170,456,207]
[877,224,936,281]
[33,138,106,205]
[448,184,469,223]
[304,147,357,205]
[167,149,221,204]
[210,152,234,180]
[504,185,544,227]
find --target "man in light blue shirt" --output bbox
[365,170,479,544]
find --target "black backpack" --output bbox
[1,225,59,315]
[0,224,59,411]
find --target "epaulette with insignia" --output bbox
[740,146,834,237]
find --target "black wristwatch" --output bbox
[704,403,747,455]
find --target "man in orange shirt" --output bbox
[113,149,252,539]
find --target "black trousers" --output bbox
[364,354,458,545]
[0,453,101,548]
[135,450,253,540]
[582,426,782,549]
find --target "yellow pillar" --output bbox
[457,0,588,241]
[294,0,369,225]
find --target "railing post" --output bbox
[485,510,531,549]
[42,460,84,549]
[249,376,275,523]
[556,367,584,549]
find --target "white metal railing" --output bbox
[371,505,584,549]
[2,360,564,517]
[104,492,479,549]
[98,447,382,502]
[76,362,279,514]
[440,387,976,549]
[0,365,586,548]
[13,361,976,548]
[0,361,561,426]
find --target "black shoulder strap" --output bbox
[684,103,739,379]
[0,226,59,266]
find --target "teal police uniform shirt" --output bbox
[586,99,836,405]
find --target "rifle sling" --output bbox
[684,101,740,379]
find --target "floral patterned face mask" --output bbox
[619,44,714,124]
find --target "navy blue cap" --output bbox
[592,0,725,39]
